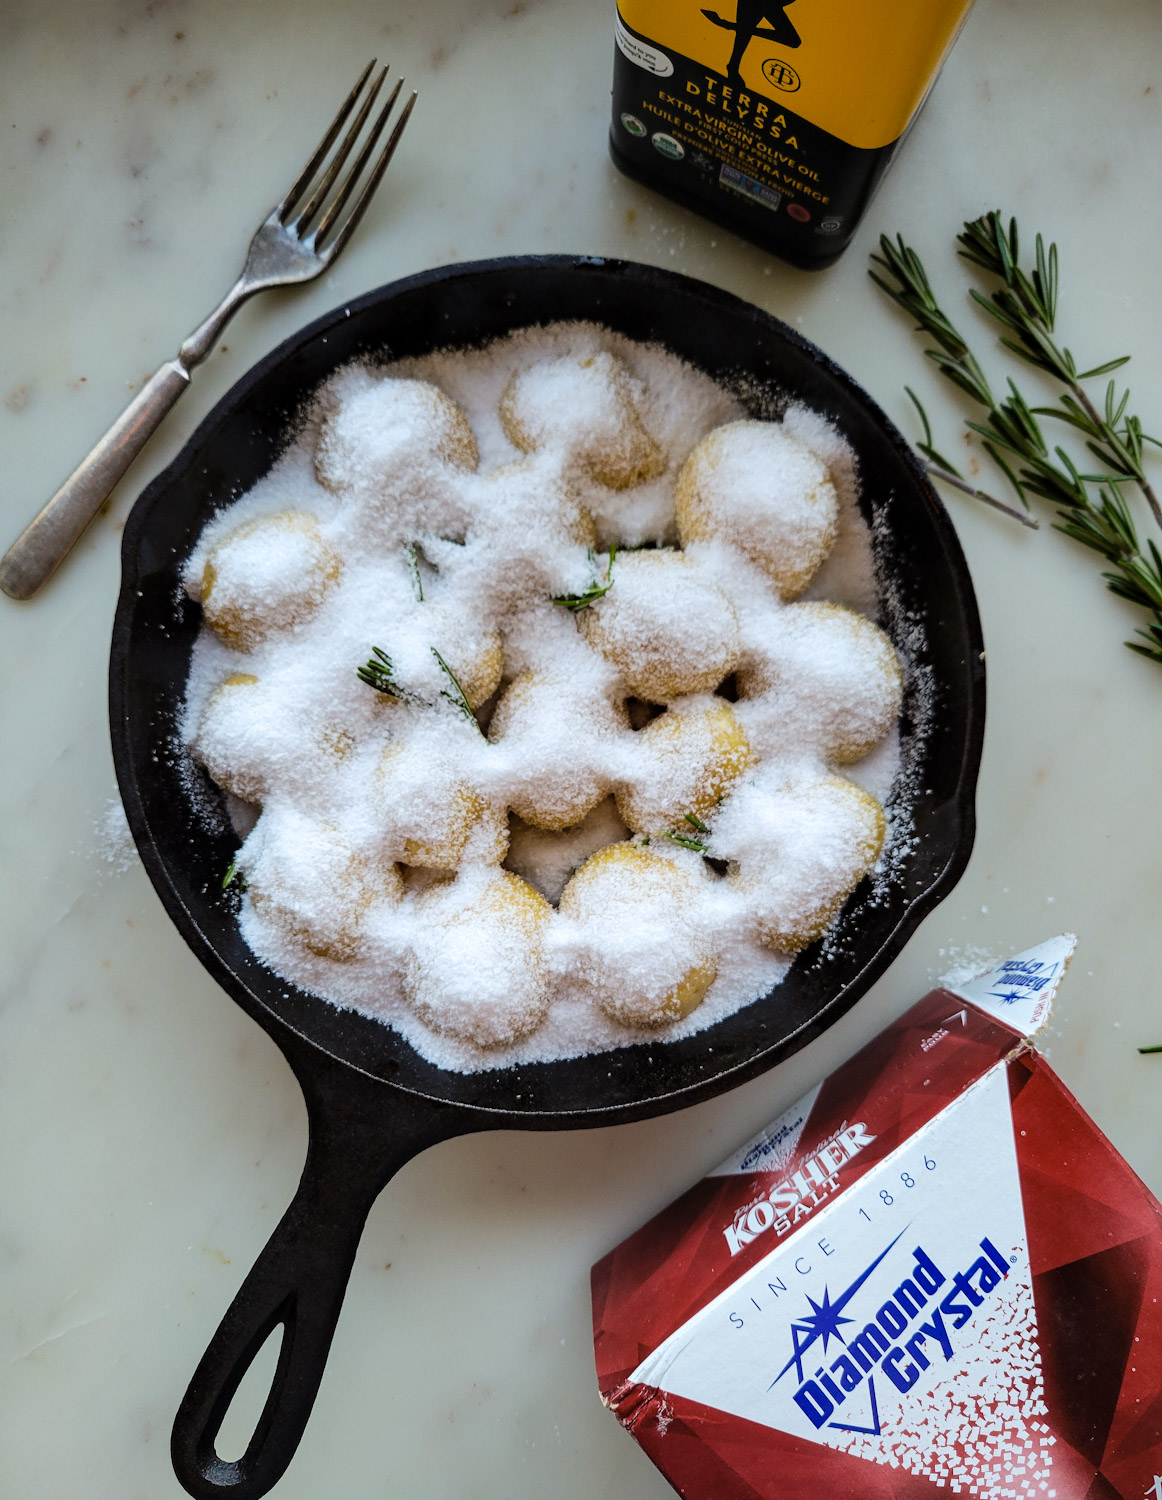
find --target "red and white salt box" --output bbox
[592,936,1162,1499]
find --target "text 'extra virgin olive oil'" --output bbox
[610,0,975,269]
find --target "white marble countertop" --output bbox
[4,2,1162,1496]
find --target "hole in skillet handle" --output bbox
[191,1315,293,1492]
[213,1323,286,1465]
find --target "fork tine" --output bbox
[317,87,417,257]
[311,75,405,247]
[292,65,388,233]
[275,58,377,223]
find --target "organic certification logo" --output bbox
[762,58,801,92]
[651,133,685,161]
[621,113,647,138]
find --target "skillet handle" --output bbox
[170,1078,465,1500]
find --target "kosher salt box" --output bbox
[592,936,1162,1497]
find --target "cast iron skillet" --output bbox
[109,256,985,1500]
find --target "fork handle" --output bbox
[0,359,191,600]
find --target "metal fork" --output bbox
[0,60,416,601]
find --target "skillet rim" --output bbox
[110,253,985,1126]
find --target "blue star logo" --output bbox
[770,1227,908,1388]
[797,1286,853,1356]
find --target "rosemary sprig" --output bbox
[1139,1044,1162,1055]
[357,646,403,699]
[957,211,1162,528]
[403,544,424,603]
[431,647,483,735]
[661,812,712,852]
[870,229,1162,667]
[906,388,1038,530]
[663,831,709,852]
[357,643,485,728]
[222,857,247,892]
[552,545,617,612]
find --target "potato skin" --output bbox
[737,601,903,766]
[499,352,664,490]
[675,421,838,600]
[201,511,340,653]
[560,843,716,1028]
[731,777,887,953]
[405,872,553,1047]
[615,702,755,835]
[578,550,740,702]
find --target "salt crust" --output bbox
[201,512,340,652]
[181,323,906,1073]
[676,419,839,599]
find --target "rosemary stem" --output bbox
[925,462,1040,529]
[1072,382,1162,529]
[1142,482,1162,531]
[1074,384,1105,434]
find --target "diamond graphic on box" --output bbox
[706,1084,821,1180]
[629,1066,1051,1494]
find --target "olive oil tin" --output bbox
[610,0,975,268]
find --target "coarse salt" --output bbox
[181,323,911,1072]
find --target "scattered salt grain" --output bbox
[939,946,1001,989]
[97,796,136,875]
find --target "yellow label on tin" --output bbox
[617,0,974,150]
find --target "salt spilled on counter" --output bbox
[180,322,912,1073]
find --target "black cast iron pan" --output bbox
[109,256,985,1499]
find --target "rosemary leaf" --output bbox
[357,646,403,699]
[431,647,483,735]
[1078,356,1132,380]
[906,387,964,477]
[403,544,424,602]
[663,830,709,853]
[958,210,1162,528]
[552,545,618,612]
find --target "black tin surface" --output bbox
[609,46,896,269]
[108,255,985,1498]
